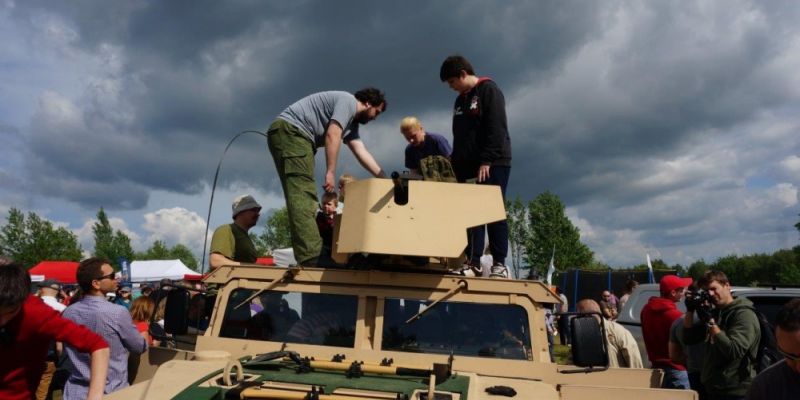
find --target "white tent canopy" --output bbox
[130,259,197,282]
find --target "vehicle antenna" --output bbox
[201,130,268,274]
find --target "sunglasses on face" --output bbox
[95,272,116,281]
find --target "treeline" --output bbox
[683,248,800,286]
[578,249,800,287]
[505,195,800,286]
[0,208,198,271]
[3,199,798,283]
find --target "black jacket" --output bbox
[451,78,512,181]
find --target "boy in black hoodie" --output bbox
[440,55,512,279]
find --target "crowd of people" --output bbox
[549,272,799,400]
[0,256,207,400]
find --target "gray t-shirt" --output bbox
[745,361,800,400]
[277,91,361,148]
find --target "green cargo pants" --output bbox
[267,119,321,264]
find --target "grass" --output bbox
[554,343,572,365]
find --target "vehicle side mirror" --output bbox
[149,321,169,341]
[570,314,609,369]
[164,288,190,335]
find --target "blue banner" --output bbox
[119,257,130,284]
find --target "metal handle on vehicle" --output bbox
[223,359,244,386]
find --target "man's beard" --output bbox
[354,112,370,124]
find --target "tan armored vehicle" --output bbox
[111,177,697,400]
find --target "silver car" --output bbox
[616,283,800,367]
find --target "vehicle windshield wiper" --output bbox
[244,350,302,366]
[405,280,467,324]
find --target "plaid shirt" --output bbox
[62,295,147,399]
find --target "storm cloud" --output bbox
[1,0,798,266]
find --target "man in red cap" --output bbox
[641,274,693,389]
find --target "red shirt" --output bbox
[0,296,108,400]
[134,320,153,346]
[640,296,685,370]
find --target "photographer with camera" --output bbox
[683,270,760,400]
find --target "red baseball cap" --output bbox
[660,275,693,293]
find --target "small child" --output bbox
[130,296,158,346]
[316,192,338,251]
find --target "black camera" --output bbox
[685,289,715,322]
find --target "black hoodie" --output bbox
[451,78,512,181]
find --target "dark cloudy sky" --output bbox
[1,0,798,268]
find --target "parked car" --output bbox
[616,283,800,367]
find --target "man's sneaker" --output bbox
[489,262,509,279]
[450,262,483,277]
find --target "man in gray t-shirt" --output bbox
[267,88,387,265]
[670,314,705,396]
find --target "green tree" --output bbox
[136,240,171,259]
[92,208,133,269]
[135,240,199,271]
[524,191,593,276]
[169,243,199,271]
[631,258,671,271]
[584,260,611,271]
[795,213,800,236]
[687,259,710,280]
[0,208,82,268]
[253,207,292,255]
[0,208,26,259]
[505,197,530,279]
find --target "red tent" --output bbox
[183,274,206,281]
[28,261,80,284]
[256,257,275,266]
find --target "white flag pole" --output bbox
[545,244,556,286]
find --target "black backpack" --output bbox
[746,306,783,373]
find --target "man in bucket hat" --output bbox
[209,194,262,269]
[641,274,693,389]
[37,279,65,313]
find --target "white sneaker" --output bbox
[489,263,509,279]
[450,262,483,277]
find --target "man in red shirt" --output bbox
[0,259,110,400]
[641,274,692,389]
